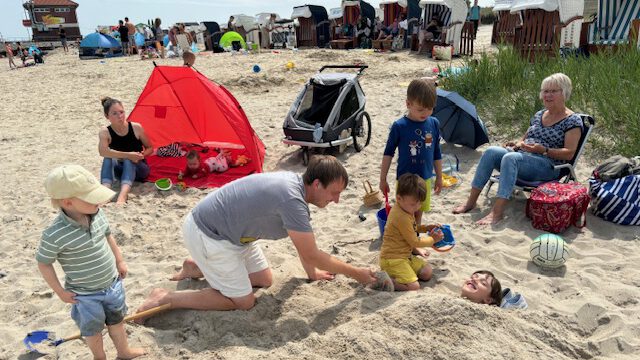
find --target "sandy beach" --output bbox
[1,25,639,359]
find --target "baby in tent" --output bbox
[178,149,250,179]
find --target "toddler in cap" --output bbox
[37,165,145,359]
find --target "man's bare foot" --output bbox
[134,288,170,324]
[476,212,503,225]
[117,347,147,359]
[170,259,204,281]
[453,204,475,214]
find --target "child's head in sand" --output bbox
[461,270,503,305]
[46,164,116,213]
[396,173,427,214]
[186,150,201,171]
[183,51,195,67]
[406,79,436,121]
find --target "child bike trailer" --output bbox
[283,65,372,165]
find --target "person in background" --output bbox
[4,42,17,69]
[118,20,130,55]
[227,16,237,32]
[468,0,481,37]
[59,26,68,54]
[125,17,136,54]
[154,18,165,58]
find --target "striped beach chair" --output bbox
[419,0,469,55]
[588,0,640,45]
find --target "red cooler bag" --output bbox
[526,182,590,233]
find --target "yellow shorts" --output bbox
[380,256,427,284]
[396,177,432,212]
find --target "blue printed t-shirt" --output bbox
[522,110,583,165]
[383,115,442,180]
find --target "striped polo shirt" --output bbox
[36,209,118,294]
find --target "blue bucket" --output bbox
[376,208,388,236]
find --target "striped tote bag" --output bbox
[588,175,640,225]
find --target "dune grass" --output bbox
[441,46,640,157]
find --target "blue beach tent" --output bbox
[79,32,123,59]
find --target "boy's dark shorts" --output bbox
[70,277,127,336]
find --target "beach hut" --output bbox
[379,1,422,48]
[419,0,473,56]
[79,32,122,59]
[330,0,376,49]
[510,0,585,60]
[491,0,522,44]
[584,0,640,51]
[292,5,331,48]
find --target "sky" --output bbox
[0,0,495,40]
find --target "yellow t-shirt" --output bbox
[380,206,435,260]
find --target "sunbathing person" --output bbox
[424,15,443,40]
[453,73,582,224]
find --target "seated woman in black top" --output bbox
[98,97,153,204]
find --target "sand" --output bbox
[1,25,639,360]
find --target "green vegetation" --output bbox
[441,46,640,157]
[480,7,496,25]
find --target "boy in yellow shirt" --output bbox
[380,173,444,291]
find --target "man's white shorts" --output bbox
[183,213,269,298]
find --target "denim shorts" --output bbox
[70,278,127,336]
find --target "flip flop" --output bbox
[370,271,394,292]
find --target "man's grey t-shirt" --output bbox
[192,172,313,246]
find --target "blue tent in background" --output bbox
[134,32,146,47]
[79,32,123,59]
[433,88,489,149]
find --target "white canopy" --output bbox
[329,7,343,19]
[510,0,558,12]
[510,0,584,22]
[379,0,409,7]
[291,6,312,19]
[255,13,281,26]
[231,14,258,30]
[493,0,514,11]
[342,0,360,9]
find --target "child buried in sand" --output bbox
[36,165,145,359]
[380,173,444,291]
[461,270,503,306]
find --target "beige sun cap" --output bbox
[45,165,116,204]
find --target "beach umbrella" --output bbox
[219,31,246,50]
[433,88,489,149]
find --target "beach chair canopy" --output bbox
[129,66,266,188]
[255,12,281,26]
[342,0,376,25]
[329,7,344,19]
[292,5,331,47]
[588,0,640,43]
[510,0,584,22]
[493,0,515,11]
[80,32,121,49]
[230,14,259,31]
[419,0,468,28]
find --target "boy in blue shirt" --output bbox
[380,79,443,225]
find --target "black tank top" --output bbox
[107,122,143,152]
